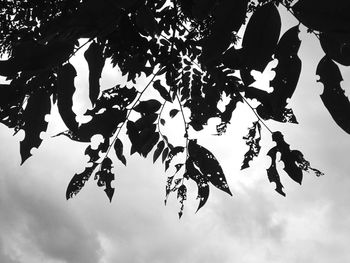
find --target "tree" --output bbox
[0,0,348,217]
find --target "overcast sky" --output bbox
[1,8,350,263]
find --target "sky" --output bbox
[1,7,350,263]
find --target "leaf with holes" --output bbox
[185,158,210,212]
[66,163,98,200]
[266,146,285,196]
[316,56,350,134]
[188,140,232,196]
[241,121,261,169]
[84,41,105,106]
[20,88,51,164]
[96,157,115,202]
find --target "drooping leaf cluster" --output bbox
[0,0,348,216]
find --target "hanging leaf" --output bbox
[266,131,323,195]
[188,140,232,196]
[241,2,281,72]
[20,88,51,164]
[177,184,187,218]
[266,147,286,196]
[95,157,115,202]
[241,121,261,170]
[66,163,98,200]
[84,41,105,106]
[162,147,169,163]
[292,0,350,33]
[153,140,165,163]
[114,138,127,165]
[244,26,301,123]
[185,158,210,212]
[153,80,171,102]
[57,63,79,132]
[320,32,350,66]
[316,56,350,134]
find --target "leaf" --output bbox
[320,32,350,66]
[114,138,127,165]
[57,63,79,132]
[66,163,98,200]
[188,140,232,196]
[266,147,286,196]
[95,157,115,202]
[153,140,165,163]
[185,158,210,212]
[162,147,169,163]
[84,41,105,106]
[20,88,51,164]
[169,109,179,118]
[271,25,302,105]
[292,0,350,33]
[244,26,301,123]
[153,80,171,102]
[316,56,350,134]
[241,121,261,170]
[177,184,187,218]
[241,2,281,72]
[272,132,303,184]
[133,99,162,115]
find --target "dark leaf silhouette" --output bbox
[153,140,165,163]
[57,63,78,132]
[169,109,179,118]
[96,157,115,202]
[66,163,98,200]
[114,138,127,165]
[134,99,162,115]
[316,56,350,134]
[185,158,210,212]
[188,140,232,196]
[292,0,350,33]
[241,121,261,170]
[245,25,301,123]
[320,32,350,66]
[153,80,171,102]
[266,146,286,196]
[84,41,105,106]
[267,131,323,195]
[240,2,281,85]
[177,184,187,218]
[20,88,51,164]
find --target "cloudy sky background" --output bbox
[1,7,350,263]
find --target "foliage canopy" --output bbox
[0,0,349,217]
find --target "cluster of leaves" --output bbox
[0,0,348,217]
